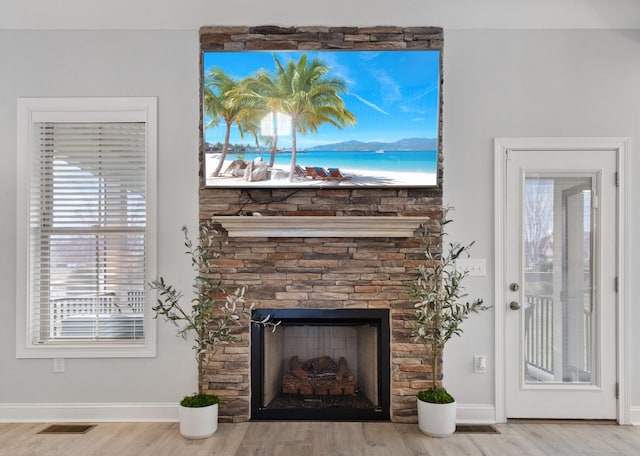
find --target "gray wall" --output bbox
[441,30,640,412]
[0,31,200,405]
[0,28,638,419]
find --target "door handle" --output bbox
[509,301,521,311]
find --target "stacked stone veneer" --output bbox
[199,26,444,423]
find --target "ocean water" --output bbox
[225,150,437,173]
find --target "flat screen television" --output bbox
[202,49,441,188]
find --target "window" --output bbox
[16,97,157,358]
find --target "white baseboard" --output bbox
[0,403,178,423]
[455,403,496,424]
[630,407,640,425]
[0,402,497,424]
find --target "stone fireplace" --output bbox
[201,216,442,423]
[199,25,444,423]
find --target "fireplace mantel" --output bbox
[213,216,426,238]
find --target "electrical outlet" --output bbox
[474,355,487,373]
[53,358,65,373]
[456,259,486,277]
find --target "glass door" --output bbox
[505,149,617,419]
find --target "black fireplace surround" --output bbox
[251,308,391,421]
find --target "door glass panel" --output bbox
[523,175,594,384]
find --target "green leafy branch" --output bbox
[409,208,489,398]
[149,220,279,395]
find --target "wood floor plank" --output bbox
[1,421,640,456]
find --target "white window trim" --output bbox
[16,97,158,358]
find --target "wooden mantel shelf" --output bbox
[213,216,426,238]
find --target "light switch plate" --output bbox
[456,259,486,277]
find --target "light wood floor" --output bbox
[2,421,640,456]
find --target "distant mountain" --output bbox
[308,137,437,151]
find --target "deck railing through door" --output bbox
[524,295,554,376]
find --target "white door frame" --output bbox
[494,137,631,424]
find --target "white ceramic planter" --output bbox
[417,398,456,438]
[178,403,218,439]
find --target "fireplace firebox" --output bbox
[251,308,390,421]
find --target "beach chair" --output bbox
[313,167,330,179]
[305,166,320,179]
[295,165,310,177]
[327,168,352,180]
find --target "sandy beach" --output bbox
[204,155,436,187]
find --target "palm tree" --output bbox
[234,69,287,169]
[273,54,356,181]
[204,68,259,177]
[237,55,356,181]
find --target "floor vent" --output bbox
[455,424,500,434]
[38,424,96,434]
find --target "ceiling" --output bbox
[1,0,639,31]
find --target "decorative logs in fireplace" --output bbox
[282,355,357,396]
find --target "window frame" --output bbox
[16,97,158,358]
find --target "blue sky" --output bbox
[203,49,440,149]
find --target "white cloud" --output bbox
[407,82,439,102]
[351,93,389,115]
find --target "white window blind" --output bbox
[16,97,157,358]
[31,122,146,342]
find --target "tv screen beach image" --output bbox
[202,49,440,188]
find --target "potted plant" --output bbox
[150,220,277,439]
[408,208,488,437]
